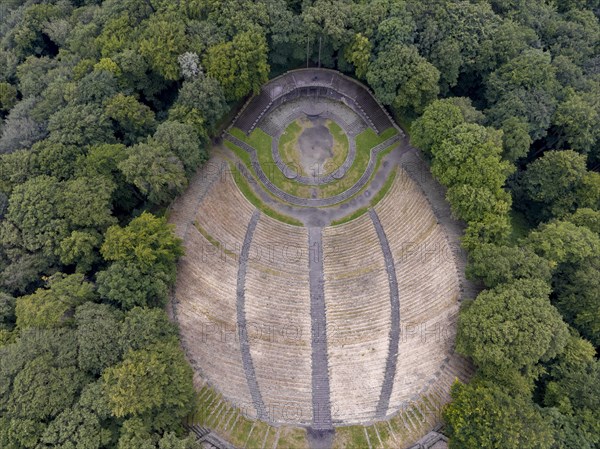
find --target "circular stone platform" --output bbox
[296,118,334,174]
[169,69,475,449]
[277,116,350,181]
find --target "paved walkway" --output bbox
[235,210,267,421]
[370,208,401,419]
[307,227,333,433]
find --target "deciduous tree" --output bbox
[204,29,269,101]
[119,142,187,205]
[102,340,194,430]
[456,279,568,374]
[444,379,554,449]
[367,43,440,113]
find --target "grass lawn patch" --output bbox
[355,127,397,153]
[231,127,314,198]
[279,120,304,172]
[333,426,370,449]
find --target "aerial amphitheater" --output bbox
[168,69,478,449]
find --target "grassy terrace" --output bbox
[332,391,445,449]
[228,126,398,200]
[189,385,309,449]
[227,162,303,226]
[223,139,304,208]
[324,120,349,175]
[188,383,444,449]
[229,127,313,198]
[278,120,303,172]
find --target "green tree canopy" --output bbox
[466,244,553,288]
[8,355,88,422]
[443,379,554,449]
[104,93,157,145]
[100,212,183,275]
[96,261,171,309]
[456,279,569,375]
[120,307,177,353]
[75,302,123,375]
[15,273,96,330]
[118,142,187,205]
[565,208,600,234]
[2,175,67,258]
[102,340,194,431]
[553,88,600,155]
[204,29,269,101]
[138,13,186,81]
[519,150,596,222]
[555,256,600,346]
[431,123,511,190]
[152,121,207,177]
[410,99,466,157]
[486,49,561,141]
[367,43,440,113]
[173,75,228,132]
[39,405,113,449]
[526,220,600,267]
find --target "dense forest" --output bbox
[0,0,599,447]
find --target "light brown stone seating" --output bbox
[323,214,391,423]
[172,67,470,440]
[168,156,228,240]
[194,170,256,257]
[175,229,254,410]
[244,214,313,426]
[175,170,259,414]
[388,319,455,412]
[373,170,460,418]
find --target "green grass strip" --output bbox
[193,221,237,258]
[228,162,303,226]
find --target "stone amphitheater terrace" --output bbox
[168,69,479,449]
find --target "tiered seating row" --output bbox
[176,225,254,410]
[168,156,229,239]
[245,215,313,426]
[323,214,392,424]
[194,171,257,259]
[175,172,258,415]
[233,68,394,135]
[374,170,460,417]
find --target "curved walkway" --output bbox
[270,110,357,185]
[369,208,400,419]
[229,68,399,135]
[236,210,267,420]
[225,133,400,207]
